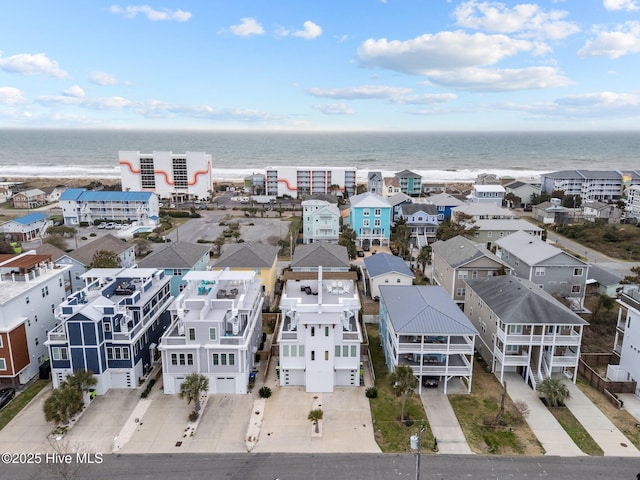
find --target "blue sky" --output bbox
[1,0,640,131]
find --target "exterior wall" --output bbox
[13,192,46,209]
[0,326,29,385]
[627,186,640,219]
[119,151,213,201]
[472,228,542,249]
[370,273,413,299]
[302,203,340,244]
[612,291,640,396]
[265,166,356,198]
[541,172,639,202]
[350,205,392,247]
[3,219,49,242]
[60,194,159,226]
[468,187,505,206]
[432,256,507,306]
[505,184,540,206]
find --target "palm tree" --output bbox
[308,408,323,433]
[416,245,432,275]
[66,369,97,404]
[43,382,83,424]
[179,373,209,413]
[390,365,418,421]
[537,377,571,407]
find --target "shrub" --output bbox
[365,387,378,398]
[90,233,97,237]
[188,410,199,422]
[259,386,272,399]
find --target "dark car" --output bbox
[422,376,439,388]
[357,250,365,257]
[0,387,16,410]
[363,244,370,252]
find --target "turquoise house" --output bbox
[395,170,422,197]
[348,192,392,248]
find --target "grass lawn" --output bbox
[545,405,603,455]
[367,324,435,453]
[0,380,49,431]
[449,361,544,455]
[553,223,640,261]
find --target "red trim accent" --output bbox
[277,178,297,191]
[120,159,211,187]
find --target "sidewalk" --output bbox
[505,373,585,456]
[564,382,640,457]
[420,388,473,455]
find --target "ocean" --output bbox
[0,129,639,183]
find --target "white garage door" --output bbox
[111,371,133,389]
[216,377,236,394]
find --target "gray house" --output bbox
[494,231,589,310]
[378,285,477,393]
[470,219,543,250]
[364,252,415,299]
[291,243,350,273]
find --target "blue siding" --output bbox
[70,348,86,371]
[100,345,108,372]
[82,323,97,345]
[85,348,100,374]
[68,323,83,346]
[51,359,71,369]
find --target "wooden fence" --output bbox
[578,353,636,409]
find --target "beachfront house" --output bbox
[395,170,422,197]
[503,180,541,208]
[627,185,640,220]
[382,177,401,198]
[431,235,512,309]
[137,242,211,297]
[465,276,587,389]
[494,231,589,310]
[582,201,623,224]
[159,269,263,395]
[46,267,173,395]
[12,189,46,209]
[119,151,213,203]
[59,188,159,226]
[301,199,340,244]
[364,253,415,299]
[348,192,392,249]
[2,213,50,242]
[467,184,505,207]
[609,289,640,396]
[378,285,477,393]
[277,270,362,392]
[0,252,71,387]
[368,171,384,196]
[532,200,570,224]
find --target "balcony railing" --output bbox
[397,342,473,354]
[497,329,581,346]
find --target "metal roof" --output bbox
[11,212,48,224]
[349,192,392,209]
[495,231,587,266]
[60,188,153,202]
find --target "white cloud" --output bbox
[556,91,639,108]
[425,66,573,91]
[390,93,457,105]
[0,52,68,78]
[227,18,264,37]
[603,0,640,11]
[62,85,86,98]
[312,103,353,115]
[358,31,534,74]
[308,85,412,99]
[578,21,640,59]
[36,94,133,110]
[109,5,191,21]
[292,21,323,40]
[0,87,25,105]
[454,0,580,40]
[89,71,130,86]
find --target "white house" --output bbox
[119,151,213,202]
[2,213,50,242]
[609,289,640,396]
[277,269,362,392]
[160,269,263,395]
[467,184,506,207]
[301,199,340,244]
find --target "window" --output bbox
[173,269,183,276]
[311,326,315,336]
[487,231,492,238]
[351,345,357,357]
[283,345,289,357]
[229,353,235,366]
[103,321,111,332]
[573,268,584,276]
[221,354,227,365]
[325,350,329,361]
[363,219,370,227]
[535,267,545,276]
[0,358,5,371]
[374,208,381,216]
[188,328,196,341]
[299,345,304,356]
[35,337,39,346]
[0,337,2,348]
[397,278,401,283]
[52,347,69,361]
[212,353,219,365]
[457,271,468,279]
[311,351,315,361]
[291,345,297,356]
[374,219,381,227]
[456,287,466,297]
[26,297,29,304]
[363,208,370,216]
[115,349,122,360]
[343,345,349,357]
[325,326,329,337]
[335,346,341,357]
[209,328,217,341]
[509,325,523,334]
[171,353,178,366]
[187,354,194,366]
[179,354,186,365]
[506,344,519,353]
[123,348,130,360]
[571,285,581,294]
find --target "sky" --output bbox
[1,0,640,131]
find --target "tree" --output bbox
[179,373,209,414]
[308,408,324,434]
[88,249,121,268]
[132,237,153,257]
[390,364,418,421]
[436,214,479,241]
[44,234,67,250]
[493,381,507,425]
[46,225,77,238]
[562,194,582,208]
[338,225,357,259]
[537,377,571,407]
[621,265,640,284]
[66,369,97,404]
[416,245,432,275]
[391,218,410,259]
[503,192,522,209]
[43,382,83,425]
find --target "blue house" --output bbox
[137,242,211,296]
[348,192,392,248]
[422,193,465,221]
[46,267,173,395]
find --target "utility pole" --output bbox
[410,421,427,480]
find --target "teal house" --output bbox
[348,192,392,248]
[395,170,422,197]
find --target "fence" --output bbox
[578,353,636,409]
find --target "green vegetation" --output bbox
[179,372,209,420]
[537,377,571,408]
[308,408,323,433]
[546,406,603,455]
[0,380,49,431]
[553,223,640,261]
[366,325,434,453]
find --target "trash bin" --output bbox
[249,372,256,382]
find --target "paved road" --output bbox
[2,453,639,480]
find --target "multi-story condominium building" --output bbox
[609,288,640,396]
[467,184,506,207]
[2,213,50,242]
[12,188,46,209]
[212,243,279,301]
[469,219,543,250]
[379,285,477,394]
[119,151,213,202]
[55,234,136,292]
[395,170,422,197]
[159,269,263,395]
[451,203,516,223]
[46,267,172,394]
[301,199,340,244]
[627,185,640,220]
[465,276,587,389]
[277,270,362,392]
[59,188,159,226]
[540,169,640,202]
[137,242,212,297]
[431,235,511,309]
[265,166,356,198]
[494,231,589,309]
[348,192,392,248]
[0,252,70,387]
[367,171,384,196]
[421,193,465,221]
[364,253,415,299]
[397,203,439,246]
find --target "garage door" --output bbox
[216,377,235,394]
[111,371,133,389]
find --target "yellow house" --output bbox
[212,243,279,300]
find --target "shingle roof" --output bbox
[387,192,411,207]
[587,265,622,287]
[380,285,478,335]
[432,236,506,269]
[306,193,339,204]
[137,242,211,269]
[364,253,415,278]
[35,243,67,260]
[424,193,465,207]
[213,242,278,269]
[12,212,48,224]
[466,276,588,326]
[67,234,133,266]
[399,203,437,216]
[349,192,391,209]
[495,231,586,266]
[396,169,421,179]
[291,243,350,269]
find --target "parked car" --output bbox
[97,223,107,229]
[0,387,16,410]
[357,250,365,257]
[422,376,439,388]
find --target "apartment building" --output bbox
[540,169,640,202]
[265,166,356,198]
